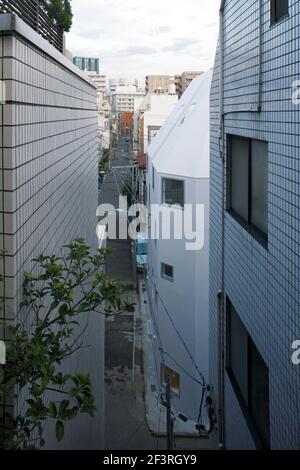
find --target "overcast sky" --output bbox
[66,0,220,85]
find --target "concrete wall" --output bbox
[0,15,104,449]
[210,0,300,450]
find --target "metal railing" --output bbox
[0,0,64,53]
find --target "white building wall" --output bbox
[142,94,178,153]
[0,15,104,449]
[146,165,209,421]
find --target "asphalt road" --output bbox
[101,136,158,450]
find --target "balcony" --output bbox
[0,0,64,52]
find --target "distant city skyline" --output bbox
[66,0,220,83]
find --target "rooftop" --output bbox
[148,70,213,179]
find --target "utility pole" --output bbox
[166,376,173,450]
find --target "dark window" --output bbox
[227,300,270,449]
[162,178,184,207]
[249,340,270,449]
[152,167,155,189]
[228,135,268,242]
[271,0,289,23]
[161,262,174,282]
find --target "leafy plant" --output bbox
[0,238,134,449]
[48,0,73,32]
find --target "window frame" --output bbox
[160,364,180,397]
[161,177,185,208]
[227,135,268,247]
[161,262,174,282]
[226,298,270,449]
[270,0,289,25]
[148,125,161,145]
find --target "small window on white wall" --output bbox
[161,263,174,282]
[161,364,180,396]
[162,178,184,207]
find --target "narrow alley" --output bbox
[100,136,158,450]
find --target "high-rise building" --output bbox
[85,72,110,149]
[86,71,107,104]
[108,80,145,114]
[175,74,182,98]
[174,71,203,98]
[145,75,175,94]
[209,0,299,450]
[181,71,202,94]
[73,56,100,74]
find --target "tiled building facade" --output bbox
[210,0,300,450]
[0,15,103,448]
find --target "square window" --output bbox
[227,135,268,243]
[249,340,270,449]
[161,262,174,282]
[229,136,249,222]
[161,364,180,396]
[226,299,270,449]
[162,178,184,207]
[271,0,289,23]
[251,140,268,234]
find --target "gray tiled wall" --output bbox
[0,22,103,449]
[210,0,300,450]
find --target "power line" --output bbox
[163,351,206,387]
[147,271,206,388]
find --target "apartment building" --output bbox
[0,14,103,449]
[175,71,202,98]
[86,72,110,149]
[146,72,212,429]
[86,71,107,104]
[145,75,175,94]
[210,0,300,450]
[133,91,178,155]
[109,83,144,113]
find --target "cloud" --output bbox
[149,25,171,36]
[66,0,220,80]
[118,46,158,56]
[162,37,200,52]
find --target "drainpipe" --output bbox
[257,0,263,112]
[218,0,225,451]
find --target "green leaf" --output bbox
[49,401,57,418]
[59,303,69,317]
[55,420,64,442]
[58,400,70,419]
[39,438,45,447]
[0,368,4,385]
[49,300,59,311]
